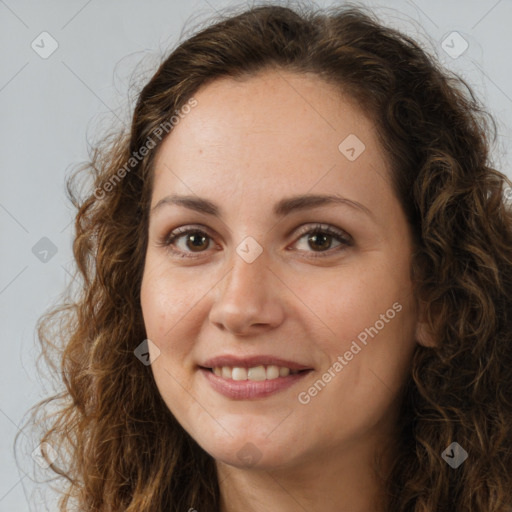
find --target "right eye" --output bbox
[159,225,215,258]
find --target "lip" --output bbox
[199,367,312,400]
[201,354,313,371]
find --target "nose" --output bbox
[208,246,285,336]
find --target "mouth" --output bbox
[198,356,314,399]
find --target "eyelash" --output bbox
[157,223,353,260]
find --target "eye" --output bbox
[157,223,352,259]
[158,225,215,258]
[292,223,353,258]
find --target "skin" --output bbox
[140,69,433,512]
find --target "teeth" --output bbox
[266,365,280,379]
[232,367,247,381]
[247,366,266,381]
[211,365,302,381]
[279,367,290,377]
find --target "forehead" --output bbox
[160,70,376,152]
[151,70,390,212]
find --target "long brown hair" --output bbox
[18,2,512,510]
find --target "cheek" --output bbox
[299,300,416,443]
[306,264,417,385]
[141,254,194,332]
[141,261,186,356]
[300,266,401,344]
[140,263,200,420]
[140,256,216,367]
[329,297,416,399]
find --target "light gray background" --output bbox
[1,0,511,510]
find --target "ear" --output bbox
[415,320,437,348]
[414,299,438,348]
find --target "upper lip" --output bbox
[201,355,313,371]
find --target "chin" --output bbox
[212,446,295,470]
[196,430,305,470]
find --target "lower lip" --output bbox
[199,367,312,400]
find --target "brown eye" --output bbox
[184,232,210,252]
[293,224,352,257]
[161,227,214,258]
[307,232,333,251]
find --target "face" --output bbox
[140,69,423,470]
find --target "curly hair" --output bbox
[18,2,512,511]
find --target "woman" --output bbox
[20,2,512,511]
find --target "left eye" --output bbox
[294,227,351,254]
[160,224,352,259]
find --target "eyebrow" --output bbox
[151,193,374,219]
